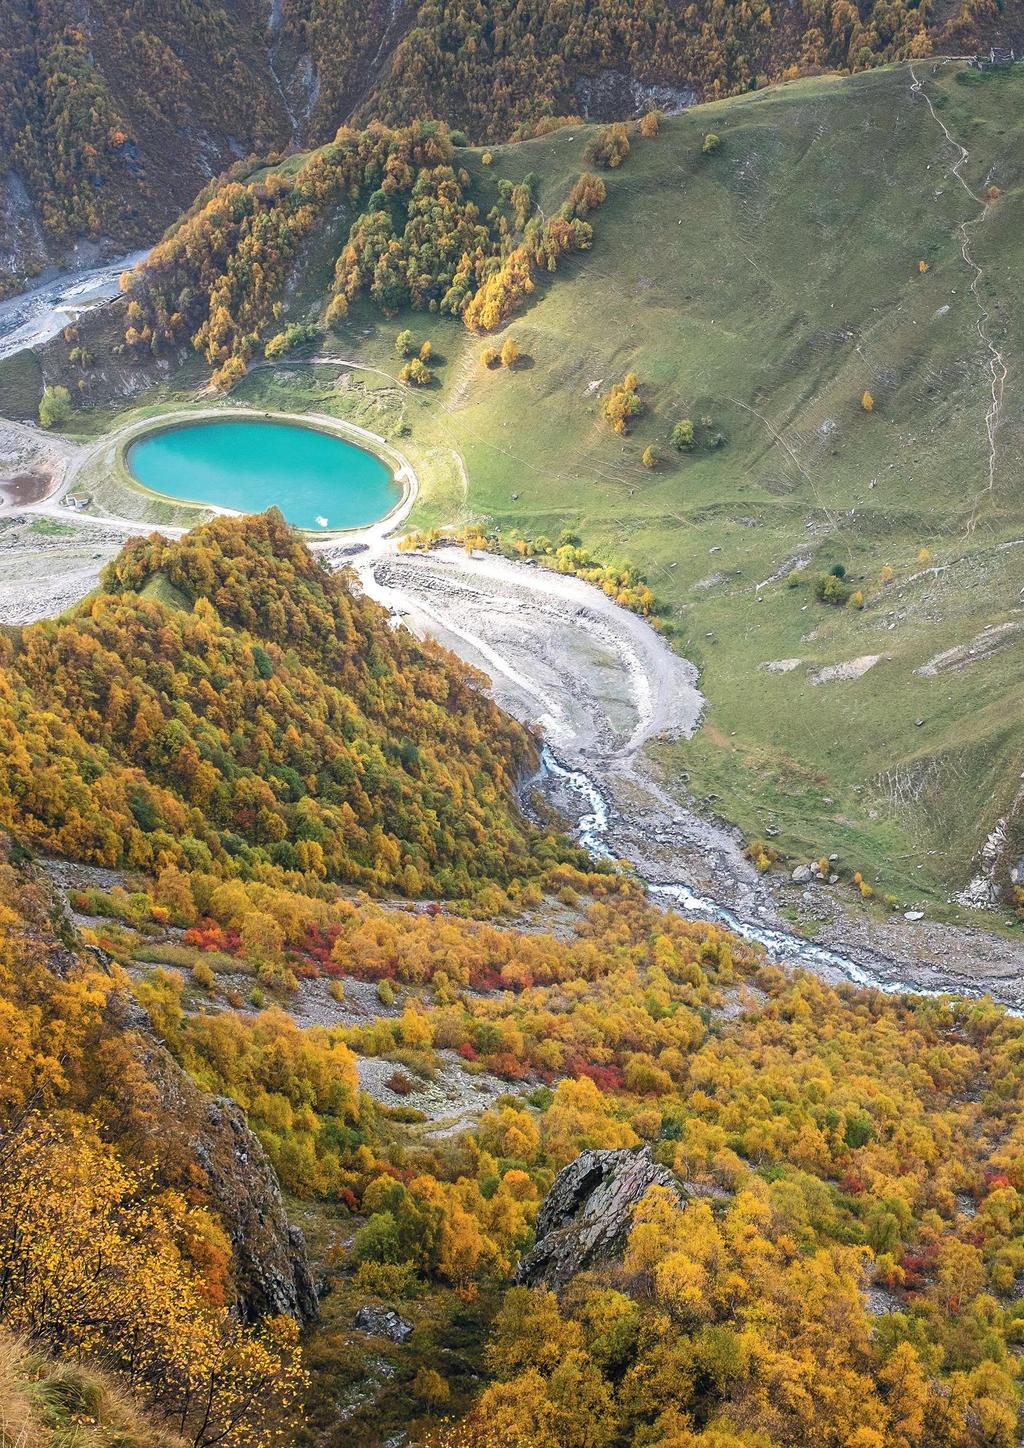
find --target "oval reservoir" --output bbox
[126,418,401,531]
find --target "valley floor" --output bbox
[2,60,1024,1002]
[3,402,1024,1006]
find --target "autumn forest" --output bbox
[1,515,1024,1446]
[3,0,1024,1440]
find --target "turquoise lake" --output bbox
[126,418,400,531]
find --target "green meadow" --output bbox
[346,61,1024,908]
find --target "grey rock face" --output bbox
[104,990,319,1324]
[197,1094,320,1324]
[354,1304,414,1343]
[20,851,319,1326]
[515,1145,686,1289]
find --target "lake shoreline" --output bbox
[122,413,403,533]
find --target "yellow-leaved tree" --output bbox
[0,1115,305,1447]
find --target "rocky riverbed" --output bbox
[355,545,1024,1009]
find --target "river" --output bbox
[366,547,1024,1009]
[0,248,151,362]
[538,749,1022,1010]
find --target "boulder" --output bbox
[791,865,813,884]
[515,1145,685,1289]
[354,1305,414,1343]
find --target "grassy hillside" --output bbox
[315,62,1024,909]
[0,1334,183,1448]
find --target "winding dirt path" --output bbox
[909,62,1008,534]
[17,402,418,532]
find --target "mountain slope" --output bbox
[2,0,1022,291]
[379,62,1024,910]
[0,0,295,290]
[0,848,309,1444]
[8,504,1024,1446]
[50,61,1023,915]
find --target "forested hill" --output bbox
[7,511,1024,1445]
[0,510,563,898]
[2,0,1021,292]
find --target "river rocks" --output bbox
[573,69,696,122]
[515,1145,686,1289]
[354,1305,414,1343]
[864,1282,904,1317]
[792,862,841,886]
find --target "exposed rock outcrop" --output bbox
[195,1093,320,1324]
[515,1145,686,1289]
[15,848,320,1326]
[104,989,319,1324]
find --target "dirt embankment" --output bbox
[0,514,126,623]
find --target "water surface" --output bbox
[127,418,399,530]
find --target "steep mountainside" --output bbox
[7,519,1024,1445]
[6,24,1024,1442]
[2,0,1022,291]
[0,0,293,290]
[0,847,310,1443]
